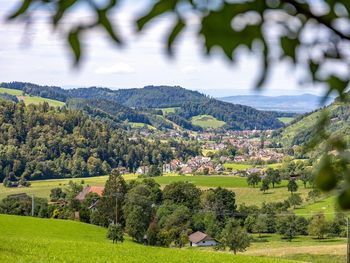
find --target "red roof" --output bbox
[76,186,104,201]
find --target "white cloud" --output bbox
[181,65,198,74]
[94,62,135,74]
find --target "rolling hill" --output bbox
[275,98,350,150]
[0,82,285,131]
[0,87,64,107]
[0,214,295,263]
[219,94,334,113]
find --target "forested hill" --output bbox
[0,82,206,108]
[275,97,350,152]
[174,99,284,130]
[0,82,284,130]
[0,100,202,185]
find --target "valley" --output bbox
[0,83,349,263]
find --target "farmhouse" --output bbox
[188,231,218,247]
[76,186,104,201]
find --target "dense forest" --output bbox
[67,99,151,126]
[175,100,284,130]
[0,82,285,131]
[0,100,201,185]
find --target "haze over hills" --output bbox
[219,94,334,113]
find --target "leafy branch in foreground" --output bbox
[5,0,350,207]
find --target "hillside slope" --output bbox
[0,215,295,263]
[276,100,350,148]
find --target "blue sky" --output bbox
[0,0,327,97]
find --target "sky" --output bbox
[0,0,328,97]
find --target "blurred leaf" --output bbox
[324,75,349,103]
[98,10,121,44]
[315,155,337,191]
[7,0,32,20]
[166,18,185,56]
[137,0,178,31]
[281,36,299,63]
[68,29,81,65]
[338,188,350,209]
[53,0,77,26]
[200,3,263,60]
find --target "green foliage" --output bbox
[287,194,302,209]
[163,182,201,209]
[107,224,124,243]
[276,214,298,241]
[308,213,329,239]
[220,219,250,254]
[123,184,153,242]
[260,178,270,194]
[247,173,261,188]
[287,179,298,194]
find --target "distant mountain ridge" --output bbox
[0,82,285,131]
[219,94,334,113]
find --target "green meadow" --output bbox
[0,215,296,263]
[278,117,294,124]
[0,87,65,107]
[0,174,313,206]
[191,115,226,129]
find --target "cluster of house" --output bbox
[233,149,285,163]
[161,156,224,175]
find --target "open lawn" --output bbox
[191,115,226,129]
[0,215,296,263]
[0,87,65,107]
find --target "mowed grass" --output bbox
[0,87,65,107]
[191,115,226,129]
[0,215,296,263]
[278,117,294,124]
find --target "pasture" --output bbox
[0,215,296,263]
[0,174,312,206]
[128,122,156,130]
[191,115,226,129]
[0,87,65,107]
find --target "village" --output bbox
[134,129,286,177]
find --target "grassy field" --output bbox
[0,87,65,107]
[223,162,282,170]
[278,117,294,124]
[294,195,338,219]
[128,122,156,130]
[0,215,296,263]
[191,115,226,129]
[245,233,346,263]
[0,174,312,206]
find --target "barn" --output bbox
[188,231,218,247]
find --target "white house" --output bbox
[188,231,218,247]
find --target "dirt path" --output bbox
[245,244,346,257]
